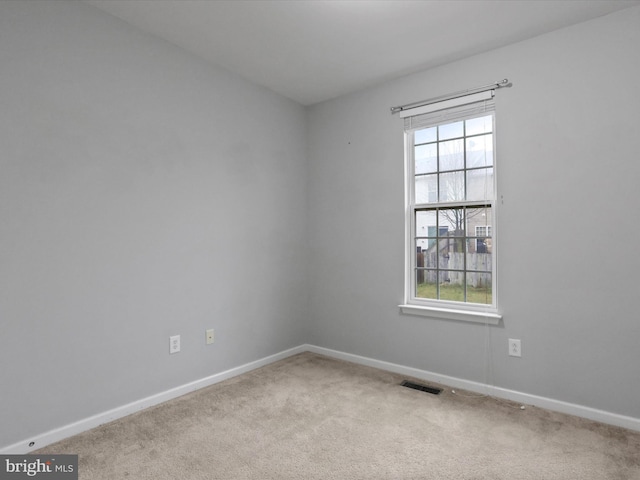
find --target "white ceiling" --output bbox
[85,0,639,106]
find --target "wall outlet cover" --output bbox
[508,338,521,357]
[170,335,181,354]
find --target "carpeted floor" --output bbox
[36,352,640,479]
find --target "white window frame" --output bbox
[475,225,492,237]
[399,98,502,324]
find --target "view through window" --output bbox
[408,111,495,307]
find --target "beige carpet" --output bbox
[37,353,640,479]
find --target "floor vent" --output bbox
[401,380,443,395]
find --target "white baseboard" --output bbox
[305,344,640,433]
[3,342,638,453]
[0,345,307,454]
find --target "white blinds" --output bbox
[402,90,495,131]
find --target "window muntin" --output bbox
[408,113,496,308]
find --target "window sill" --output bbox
[399,304,502,325]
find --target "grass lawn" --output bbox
[416,282,491,304]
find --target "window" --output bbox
[475,225,492,253]
[401,95,500,322]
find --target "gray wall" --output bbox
[0,1,308,447]
[306,6,640,420]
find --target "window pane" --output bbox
[416,245,437,269]
[415,143,437,174]
[439,171,465,202]
[466,207,491,238]
[466,239,492,271]
[438,248,450,269]
[415,174,437,203]
[467,273,492,304]
[415,127,437,145]
[467,134,493,168]
[415,210,437,238]
[466,167,493,201]
[438,208,464,236]
[439,121,463,140]
[415,272,437,299]
[465,115,492,136]
[439,139,464,171]
[416,238,430,255]
[416,243,432,267]
[438,272,464,302]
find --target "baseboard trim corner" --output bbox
[4,342,638,453]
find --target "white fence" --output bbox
[418,252,491,287]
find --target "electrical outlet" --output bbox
[508,338,521,357]
[206,329,214,345]
[169,335,181,354]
